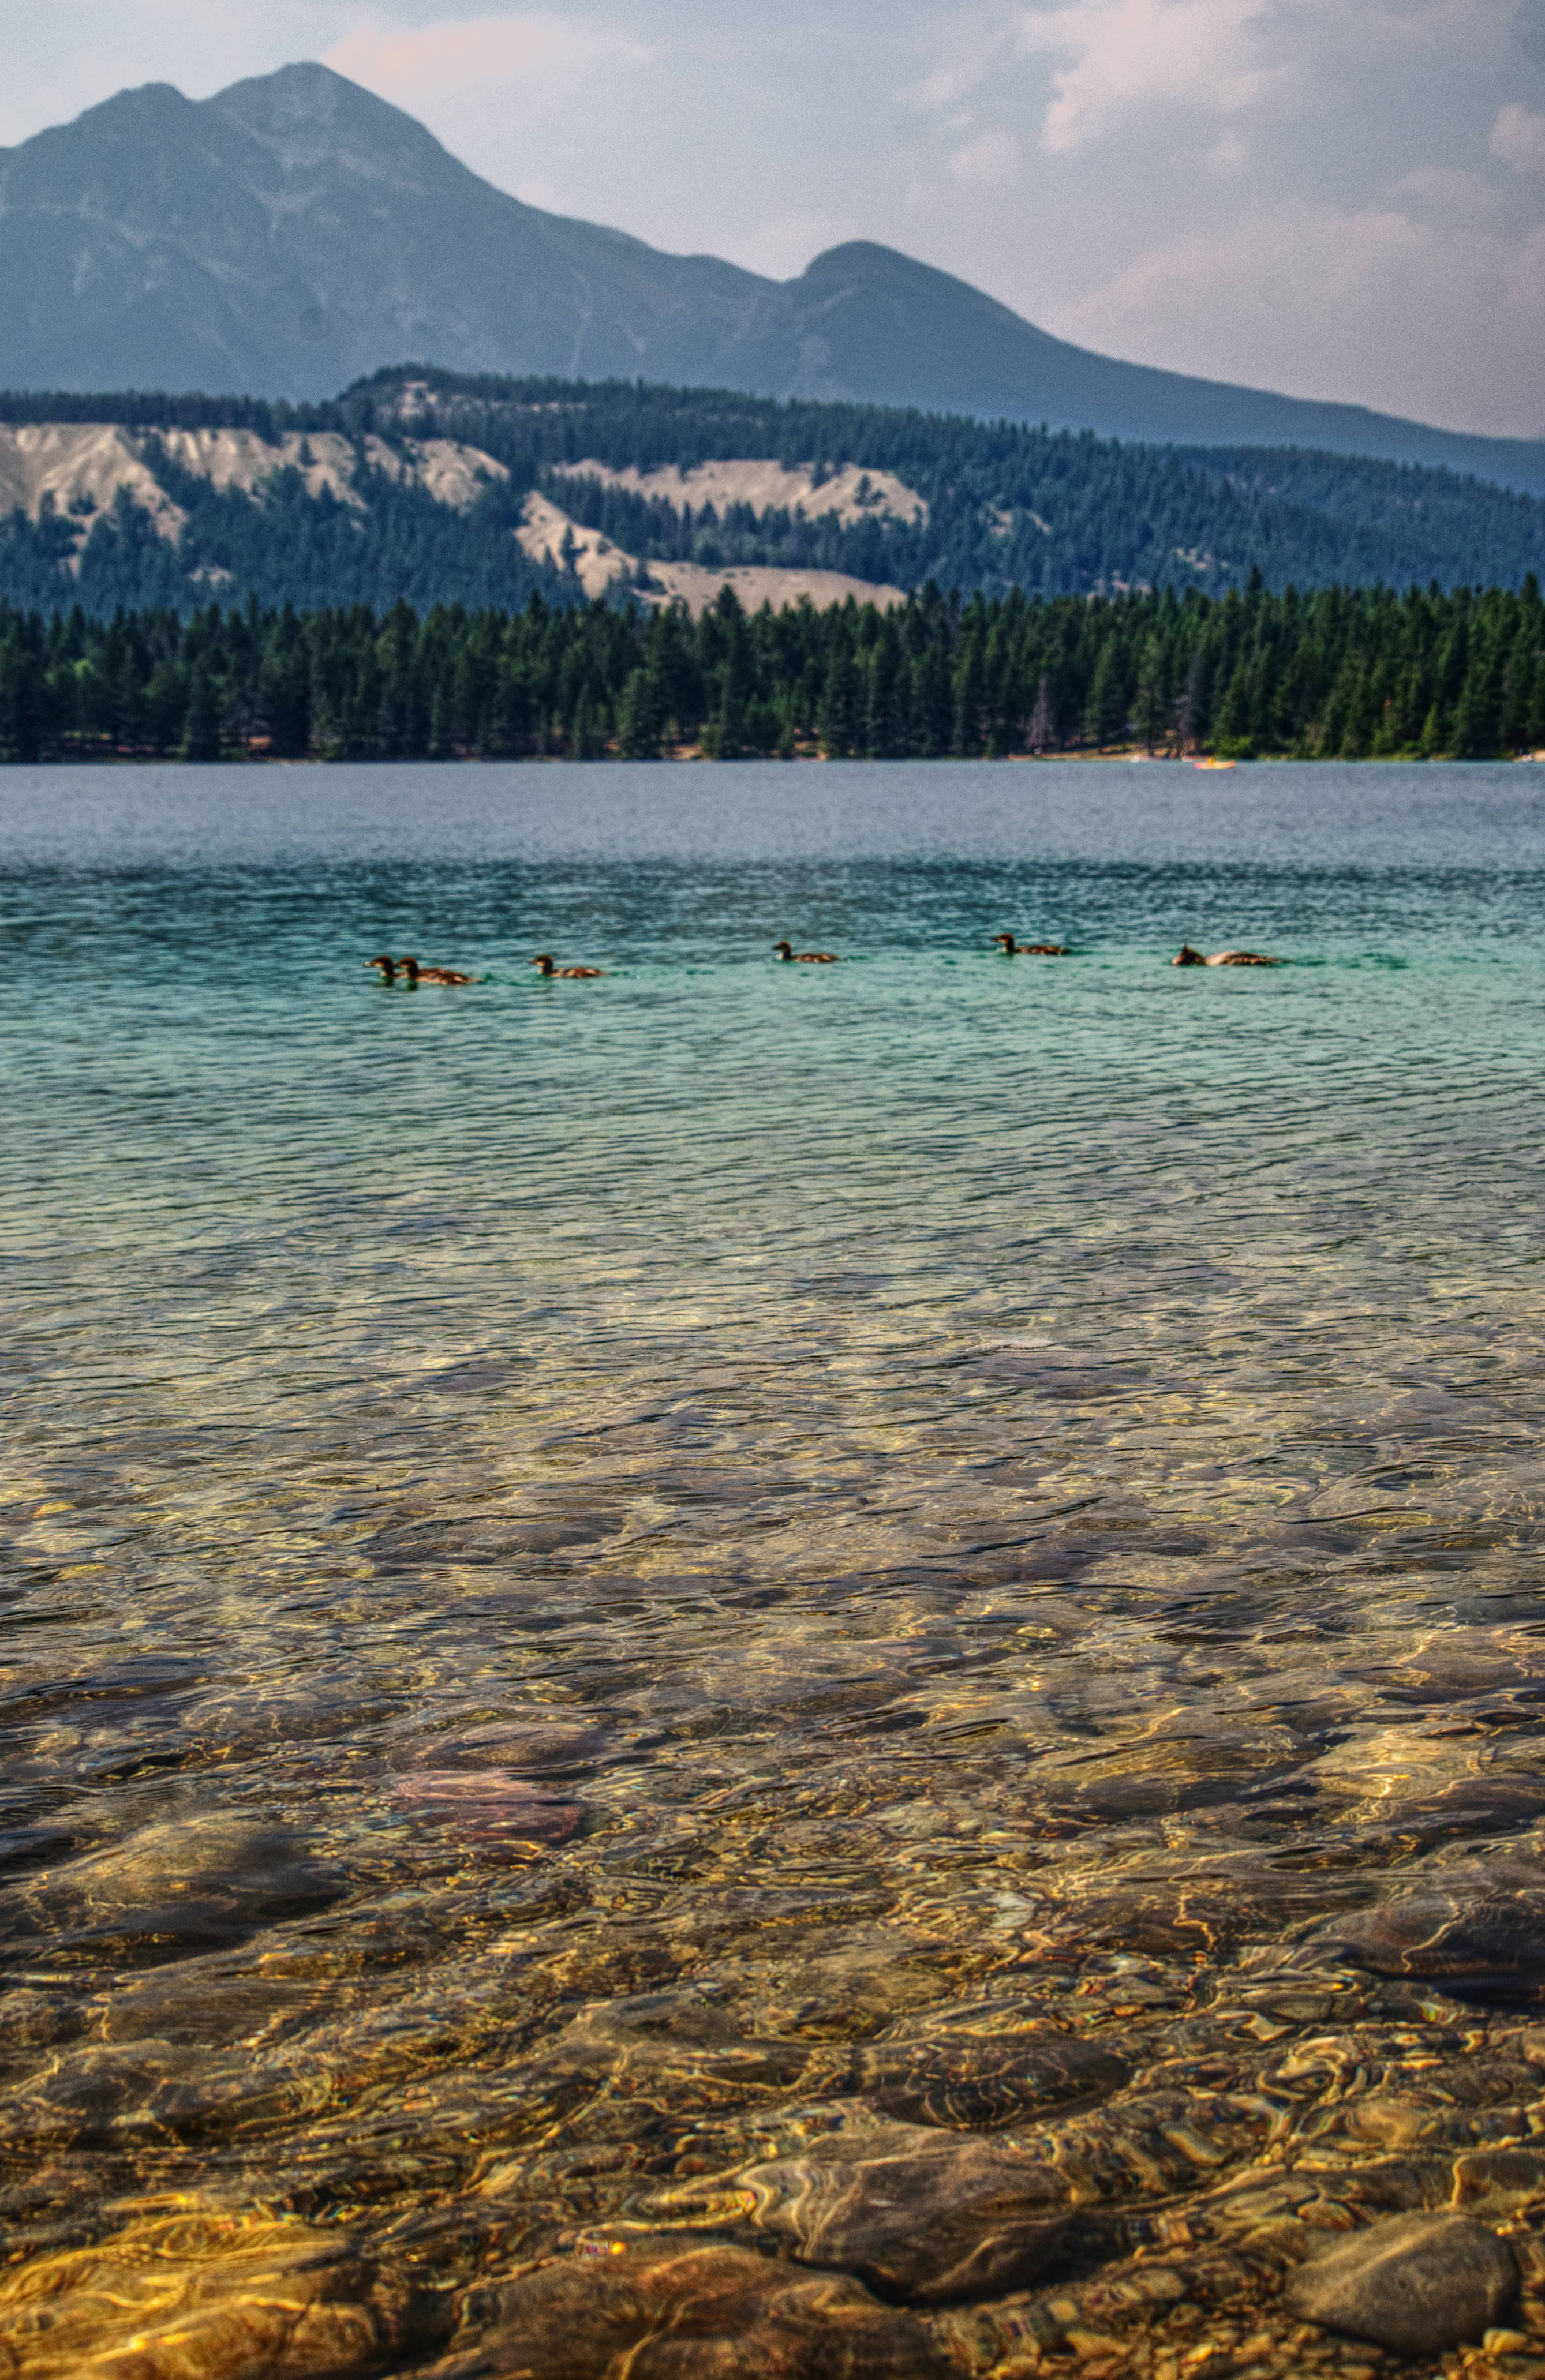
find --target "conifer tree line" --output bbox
[1,574,1542,764]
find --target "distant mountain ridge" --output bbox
[2,62,1543,498]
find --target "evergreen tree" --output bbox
[616,668,660,759]
[1175,651,1209,753]
[819,640,861,759]
[1132,639,1167,754]
[1026,675,1053,754]
[952,618,986,756]
[0,621,44,762]
[180,665,222,761]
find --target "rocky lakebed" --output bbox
[8,1562,1545,2380]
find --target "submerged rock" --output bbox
[390,1773,583,1849]
[0,1818,343,1966]
[854,2029,1129,2130]
[648,2087,1281,2306]
[400,1720,605,1774]
[425,2235,948,2379]
[365,1515,622,1572]
[0,2210,442,2380]
[1286,2211,1518,2355]
[1304,1871,1545,1981]
[718,2124,1073,2303]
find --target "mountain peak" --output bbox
[62,80,194,137]
[204,61,452,173]
[0,65,1540,494]
[210,59,388,125]
[800,241,916,278]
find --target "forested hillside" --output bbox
[1,373,1544,623]
[2,576,1540,764]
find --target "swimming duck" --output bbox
[366,954,398,981]
[773,940,840,963]
[1173,945,1283,967]
[401,955,474,985]
[994,933,1069,957]
[531,954,605,979]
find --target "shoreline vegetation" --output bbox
[1,575,1542,766]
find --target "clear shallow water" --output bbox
[6,762,1545,2379]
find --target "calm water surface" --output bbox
[5,762,1545,2380]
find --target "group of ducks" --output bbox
[367,954,472,986]
[368,953,602,984]
[777,934,1283,967]
[370,936,1283,984]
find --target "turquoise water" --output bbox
[6,760,1545,2376]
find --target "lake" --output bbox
[5,760,1545,2378]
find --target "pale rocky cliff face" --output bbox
[0,422,510,569]
[514,489,907,616]
[551,459,928,530]
[0,425,184,542]
[0,417,906,615]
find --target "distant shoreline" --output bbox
[4,747,1542,767]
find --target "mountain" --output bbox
[2,63,1543,499]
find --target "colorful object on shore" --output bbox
[773,940,840,962]
[993,934,1069,957]
[531,953,605,977]
[1173,944,1284,966]
[1194,756,1237,769]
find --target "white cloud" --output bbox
[949,126,1022,184]
[1392,163,1506,223]
[1016,0,1280,154]
[915,59,983,110]
[324,13,648,103]
[1049,196,1545,436]
[1490,100,1545,170]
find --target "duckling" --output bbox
[530,954,605,979]
[366,954,398,982]
[994,933,1069,957]
[401,955,474,985]
[1173,945,1282,967]
[773,939,840,964]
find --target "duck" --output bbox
[994,933,1069,957]
[401,955,474,985]
[366,954,398,982]
[1173,945,1283,967]
[531,954,605,979]
[773,940,840,964]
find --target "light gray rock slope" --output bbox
[3,62,1543,496]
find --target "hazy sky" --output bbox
[6,0,1543,438]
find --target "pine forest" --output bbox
[2,576,1542,766]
